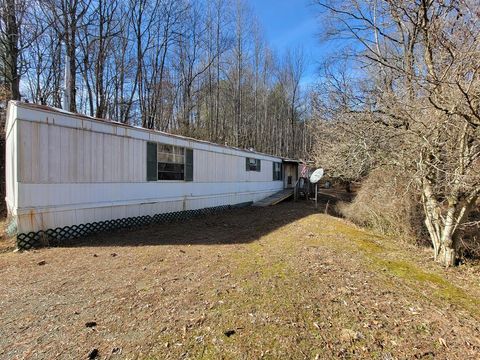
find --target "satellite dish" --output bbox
[310,168,324,184]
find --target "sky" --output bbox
[247,0,331,86]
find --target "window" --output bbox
[158,144,185,180]
[246,157,261,172]
[147,142,193,181]
[273,162,282,181]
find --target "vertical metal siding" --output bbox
[12,105,285,234]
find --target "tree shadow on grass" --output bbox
[60,200,326,248]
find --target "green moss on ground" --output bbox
[152,210,479,359]
[306,214,480,318]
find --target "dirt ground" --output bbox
[0,201,479,360]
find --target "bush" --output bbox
[457,208,480,261]
[337,168,427,243]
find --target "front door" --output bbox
[283,163,297,189]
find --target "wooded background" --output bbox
[0,0,313,160]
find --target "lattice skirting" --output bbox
[16,202,252,250]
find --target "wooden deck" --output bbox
[253,189,294,207]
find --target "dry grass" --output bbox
[337,168,427,243]
[338,170,480,262]
[0,217,15,253]
[0,202,479,359]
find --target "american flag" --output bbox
[300,164,308,177]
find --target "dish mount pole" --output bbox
[309,168,324,210]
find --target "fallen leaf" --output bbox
[340,328,363,342]
[439,337,447,348]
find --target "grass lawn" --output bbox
[0,202,479,359]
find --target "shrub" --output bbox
[337,168,427,243]
[457,209,480,261]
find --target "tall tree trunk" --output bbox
[3,0,21,100]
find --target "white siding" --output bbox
[5,106,18,213]
[8,101,285,234]
[16,121,147,184]
[194,150,273,183]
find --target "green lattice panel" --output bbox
[16,202,252,250]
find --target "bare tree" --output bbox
[24,25,63,106]
[314,0,480,266]
[12,0,312,158]
[279,47,305,157]
[0,0,42,101]
[0,0,22,100]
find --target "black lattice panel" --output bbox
[16,202,252,250]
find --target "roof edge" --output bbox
[9,101,302,161]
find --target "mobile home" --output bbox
[5,101,298,249]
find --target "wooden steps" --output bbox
[253,189,294,207]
